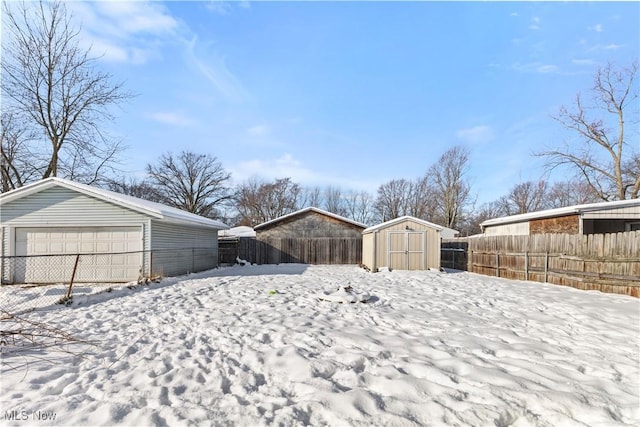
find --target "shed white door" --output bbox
[388,231,425,270]
[14,227,143,283]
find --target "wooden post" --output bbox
[544,252,548,283]
[496,252,500,277]
[66,254,81,300]
[524,251,529,281]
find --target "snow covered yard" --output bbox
[1,264,638,426]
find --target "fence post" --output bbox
[525,251,528,281]
[544,251,548,283]
[66,254,81,300]
[496,252,500,277]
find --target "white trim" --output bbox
[363,216,444,234]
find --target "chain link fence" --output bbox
[0,248,217,315]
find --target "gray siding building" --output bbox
[480,199,640,236]
[0,178,228,284]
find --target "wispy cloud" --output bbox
[206,1,251,15]
[572,59,596,66]
[511,62,559,74]
[147,112,196,127]
[68,1,181,64]
[185,36,250,103]
[247,125,270,136]
[588,43,623,52]
[529,16,540,30]
[232,154,315,183]
[589,24,604,32]
[456,126,495,144]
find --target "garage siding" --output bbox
[0,187,150,227]
[1,187,151,284]
[150,221,219,277]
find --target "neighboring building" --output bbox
[253,207,366,264]
[480,199,640,236]
[219,226,256,239]
[0,178,228,284]
[440,226,460,240]
[218,226,256,265]
[362,216,443,272]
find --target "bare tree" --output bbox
[1,112,38,192]
[407,175,436,220]
[537,62,639,200]
[104,177,163,203]
[546,180,601,208]
[427,145,473,229]
[235,177,302,225]
[299,186,322,208]
[1,0,134,185]
[146,151,233,219]
[374,177,436,223]
[344,190,375,225]
[498,180,549,215]
[323,186,347,216]
[463,201,506,236]
[374,179,413,222]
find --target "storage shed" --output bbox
[253,207,366,264]
[362,216,443,272]
[0,178,228,284]
[480,199,640,236]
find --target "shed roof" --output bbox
[253,207,367,231]
[480,199,640,229]
[0,177,229,230]
[363,216,444,234]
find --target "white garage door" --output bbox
[15,227,143,283]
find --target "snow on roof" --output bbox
[253,207,367,230]
[480,199,640,228]
[363,216,445,234]
[0,177,229,230]
[219,226,256,238]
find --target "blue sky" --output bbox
[64,1,639,205]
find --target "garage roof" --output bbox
[0,177,229,230]
[254,207,367,230]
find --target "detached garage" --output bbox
[362,216,443,272]
[0,178,228,284]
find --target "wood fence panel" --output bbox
[227,237,362,265]
[444,231,639,297]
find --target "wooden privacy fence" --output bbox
[219,237,362,265]
[442,231,640,297]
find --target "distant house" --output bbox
[218,226,257,265]
[0,178,228,284]
[480,199,640,236]
[253,207,366,264]
[362,216,443,272]
[219,226,256,239]
[440,226,460,240]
